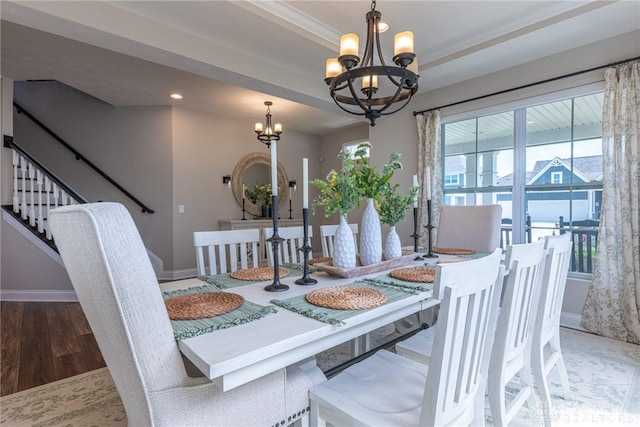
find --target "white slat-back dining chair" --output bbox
[50,203,314,426]
[436,205,502,252]
[319,223,359,257]
[532,234,573,424]
[264,226,313,266]
[193,228,259,275]
[309,249,504,427]
[488,239,547,426]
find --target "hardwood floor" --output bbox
[0,301,105,397]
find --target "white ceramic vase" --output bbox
[359,198,382,265]
[333,215,357,269]
[385,225,402,259]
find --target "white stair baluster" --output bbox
[28,161,36,226]
[45,177,53,239]
[52,183,59,211]
[12,150,20,212]
[20,156,28,220]
[36,170,44,233]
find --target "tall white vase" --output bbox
[359,198,382,265]
[333,215,356,269]
[385,225,402,259]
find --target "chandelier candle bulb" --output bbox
[271,142,278,196]
[325,58,341,80]
[255,123,263,133]
[303,158,309,209]
[362,75,378,90]
[426,167,432,200]
[413,174,419,207]
[340,33,359,57]
[394,31,414,56]
[274,123,282,133]
[407,57,419,74]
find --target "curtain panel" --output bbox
[581,62,640,344]
[416,110,441,248]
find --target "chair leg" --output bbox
[487,368,508,427]
[532,341,553,426]
[309,401,324,427]
[550,333,572,399]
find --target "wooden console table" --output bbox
[219,218,303,265]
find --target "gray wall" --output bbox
[2,29,637,317]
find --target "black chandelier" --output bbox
[255,101,282,146]
[324,0,419,126]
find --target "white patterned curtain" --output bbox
[581,62,640,344]
[416,110,441,248]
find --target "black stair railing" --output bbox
[13,101,155,214]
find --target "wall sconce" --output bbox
[289,180,297,191]
[222,175,231,188]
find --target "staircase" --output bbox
[3,135,87,251]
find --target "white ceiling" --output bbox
[1,0,639,135]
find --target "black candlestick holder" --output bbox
[242,198,247,220]
[295,208,317,286]
[410,206,424,260]
[288,199,293,219]
[424,199,438,258]
[265,195,289,292]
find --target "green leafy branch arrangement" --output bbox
[379,184,419,226]
[245,184,272,205]
[311,149,361,217]
[352,142,403,203]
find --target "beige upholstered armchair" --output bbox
[50,203,313,426]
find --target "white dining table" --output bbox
[160,259,437,392]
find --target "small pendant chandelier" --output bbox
[324,0,419,126]
[255,101,282,147]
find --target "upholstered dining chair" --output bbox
[319,223,359,257]
[488,240,547,426]
[436,204,502,252]
[264,225,313,266]
[50,203,314,427]
[194,228,260,275]
[532,234,573,424]
[309,249,504,427]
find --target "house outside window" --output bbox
[441,92,604,274]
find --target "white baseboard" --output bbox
[560,312,587,332]
[0,289,78,302]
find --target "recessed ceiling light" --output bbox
[169,93,183,100]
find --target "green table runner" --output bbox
[198,263,317,289]
[270,280,419,326]
[163,284,277,340]
[366,273,434,293]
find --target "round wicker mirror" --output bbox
[231,152,289,217]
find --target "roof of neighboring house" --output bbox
[496,155,602,186]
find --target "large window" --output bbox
[442,92,603,274]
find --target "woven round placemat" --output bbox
[229,266,289,281]
[306,286,387,310]
[437,257,468,264]
[165,292,244,320]
[390,267,435,283]
[308,257,332,265]
[434,247,476,255]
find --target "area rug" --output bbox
[1,327,638,426]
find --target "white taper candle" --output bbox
[303,158,309,209]
[270,143,278,196]
[426,166,432,200]
[413,174,419,207]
